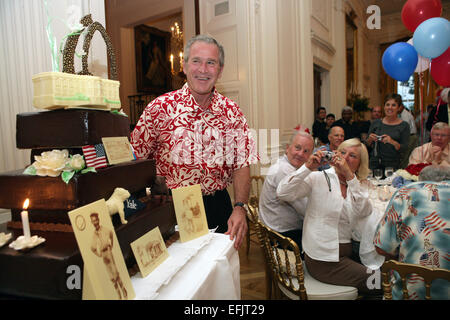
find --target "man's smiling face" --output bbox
[183,41,223,103]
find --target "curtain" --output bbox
[413,70,440,117]
[379,43,397,104]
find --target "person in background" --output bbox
[365,93,410,172]
[314,125,345,171]
[373,165,450,300]
[332,106,359,140]
[259,131,314,250]
[277,138,381,296]
[426,88,449,132]
[131,34,258,250]
[371,106,383,121]
[362,106,384,155]
[321,113,336,144]
[312,107,328,146]
[416,104,434,145]
[399,103,418,168]
[409,122,450,167]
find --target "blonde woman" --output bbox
[277,138,381,296]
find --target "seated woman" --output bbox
[365,93,410,172]
[277,138,381,295]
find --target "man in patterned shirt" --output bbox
[373,166,450,299]
[131,35,258,250]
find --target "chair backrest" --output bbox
[255,220,308,300]
[381,259,450,300]
[250,175,265,202]
[247,197,260,225]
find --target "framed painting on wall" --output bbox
[134,24,172,94]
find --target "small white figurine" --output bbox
[106,187,131,224]
[0,232,12,248]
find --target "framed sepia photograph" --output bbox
[172,184,209,243]
[130,226,169,278]
[68,199,135,300]
[134,24,172,94]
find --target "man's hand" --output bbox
[305,151,323,171]
[225,206,248,250]
[431,145,443,162]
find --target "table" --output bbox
[131,232,240,300]
[356,199,388,269]
[353,183,396,270]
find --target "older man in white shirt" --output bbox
[409,122,450,166]
[259,131,314,251]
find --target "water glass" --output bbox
[384,167,394,179]
[374,169,383,181]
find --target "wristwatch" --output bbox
[234,202,247,210]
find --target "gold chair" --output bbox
[249,175,265,200]
[381,259,450,300]
[246,176,265,256]
[247,202,274,300]
[255,221,359,300]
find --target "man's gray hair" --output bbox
[431,122,449,133]
[184,34,225,67]
[289,130,314,145]
[419,165,450,182]
[342,106,353,114]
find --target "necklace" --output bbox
[339,179,347,186]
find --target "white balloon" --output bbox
[407,38,430,73]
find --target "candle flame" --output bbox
[23,198,30,210]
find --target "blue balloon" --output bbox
[413,17,450,59]
[382,42,418,81]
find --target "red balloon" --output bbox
[431,47,450,87]
[401,0,442,32]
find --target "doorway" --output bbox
[313,64,322,116]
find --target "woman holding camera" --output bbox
[365,93,410,171]
[277,138,381,295]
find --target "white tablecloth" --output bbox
[131,232,240,300]
[353,198,389,270]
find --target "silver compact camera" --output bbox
[376,135,383,141]
[322,151,334,161]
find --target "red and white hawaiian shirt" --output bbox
[131,83,258,195]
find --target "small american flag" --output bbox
[422,211,446,237]
[82,144,108,169]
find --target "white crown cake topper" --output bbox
[32,14,121,111]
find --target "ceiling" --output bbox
[362,0,407,16]
[362,0,450,16]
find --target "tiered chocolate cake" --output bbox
[0,109,176,299]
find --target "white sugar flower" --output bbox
[68,154,85,171]
[32,149,69,177]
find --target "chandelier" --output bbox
[170,21,184,74]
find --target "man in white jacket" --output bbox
[259,131,314,251]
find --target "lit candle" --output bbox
[21,199,31,239]
[170,54,174,73]
[179,51,183,72]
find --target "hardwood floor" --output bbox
[238,232,268,300]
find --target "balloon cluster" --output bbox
[382,0,449,86]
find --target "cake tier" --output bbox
[16,109,130,149]
[0,159,155,211]
[0,199,177,300]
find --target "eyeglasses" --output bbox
[431,133,449,138]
